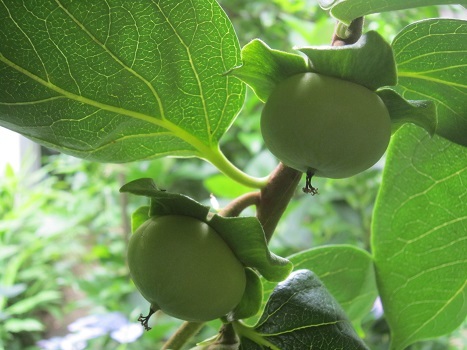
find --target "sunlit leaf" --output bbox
[0,0,244,162]
[330,0,465,24]
[373,124,467,350]
[392,19,467,146]
[249,245,377,329]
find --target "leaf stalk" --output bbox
[161,321,204,350]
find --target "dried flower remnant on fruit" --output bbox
[138,308,156,331]
[302,170,319,195]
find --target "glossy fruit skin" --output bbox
[261,72,391,178]
[127,215,246,322]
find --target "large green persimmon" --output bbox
[261,72,391,179]
[127,215,246,322]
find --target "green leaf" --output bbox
[250,245,377,328]
[4,318,44,333]
[0,0,244,162]
[299,31,397,90]
[120,178,210,219]
[229,268,263,321]
[377,88,437,135]
[237,270,369,349]
[5,290,61,316]
[317,0,339,10]
[372,125,467,350]
[131,205,150,233]
[119,178,162,196]
[226,39,309,102]
[204,174,251,199]
[289,245,377,327]
[330,0,466,25]
[0,284,26,299]
[209,215,293,282]
[392,19,467,146]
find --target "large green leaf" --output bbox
[249,245,378,330]
[392,19,467,146]
[288,246,377,328]
[372,125,467,350]
[236,270,369,349]
[0,0,244,165]
[328,1,466,24]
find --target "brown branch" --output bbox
[219,191,260,217]
[256,163,302,242]
[332,17,364,46]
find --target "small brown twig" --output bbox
[331,17,364,46]
[219,191,261,217]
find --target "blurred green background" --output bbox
[0,1,465,349]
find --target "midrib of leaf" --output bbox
[0,53,213,158]
[398,71,467,89]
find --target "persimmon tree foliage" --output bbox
[0,0,466,349]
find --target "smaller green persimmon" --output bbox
[261,72,391,179]
[127,215,246,322]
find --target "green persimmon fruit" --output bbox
[261,72,391,178]
[127,215,246,322]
